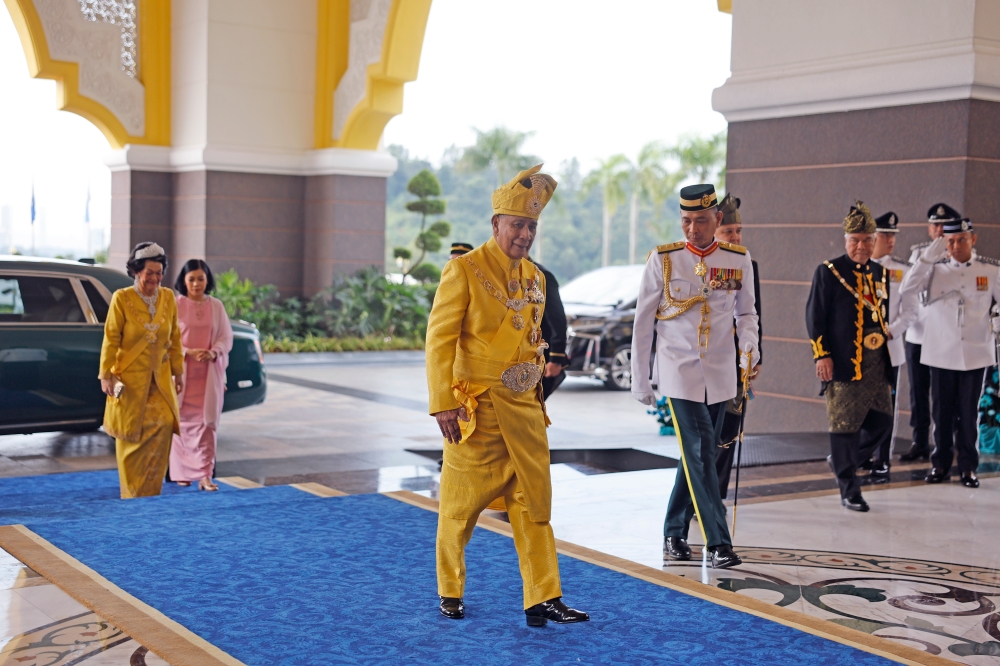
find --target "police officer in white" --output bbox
[631,184,759,570]
[897,216,1000,488]
[870,211,912,478]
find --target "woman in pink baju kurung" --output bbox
[171,260,233,491]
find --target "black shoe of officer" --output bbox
[841,495,869,512]
[869,461,891,484]
[439,596,465,619]
[663,537,692,561]
[899,443,930,462]
[525,598,590,627]
[709,544,742,569]
[961,471,980,488]
[925,468,949,484]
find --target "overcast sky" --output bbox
[0,1,731,256]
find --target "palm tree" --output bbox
[457,127,541,187]
[582,154,630,267]
[627,142,669,264]
[670,131,727,187]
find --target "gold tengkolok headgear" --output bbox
[843,201,875,234]
[491,165,557,220]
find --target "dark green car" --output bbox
[0,256,267,435]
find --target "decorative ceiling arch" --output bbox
[2,0,170,148]
[315,0,432,151]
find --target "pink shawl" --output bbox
[177,296,233,428]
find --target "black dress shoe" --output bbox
[525,598,589,627]
[663,537,692,561]
[899,443,930,462]
[709,544,742,569]
[439,596,465,619]
[869,461,891,484]
[841,495,869,512]
[961,471,980,488]
[925,468,949,484]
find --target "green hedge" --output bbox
[261,334,425,354]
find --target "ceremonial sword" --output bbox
[731,343,753,539]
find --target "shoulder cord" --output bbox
[655,252,712,357]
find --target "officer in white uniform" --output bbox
[899,203,954,461]
[631,184,759,570]
[898,217,1000,488]
[869,211,911,478]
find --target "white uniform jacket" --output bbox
[898,253,1000,371]
[631,240,760,405]
[873,255,912,367]
[904,243,930,345]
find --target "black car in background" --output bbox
[0,256,267,436]
[561,265,645,391]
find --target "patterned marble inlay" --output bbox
[664,548,1000,663]
[77,0,137,77]
[0,611,129,664]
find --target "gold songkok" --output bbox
[843,201,875,234]
[491,164,557,220]
[719,193,741,226]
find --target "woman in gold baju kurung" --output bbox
[427,166,588,627]
[99,243,184,498]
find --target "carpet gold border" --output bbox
[215,476,263,489]
[0,525,244,666]
[290,482,348,497]
[383,490,951,666]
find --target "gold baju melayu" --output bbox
[99,286,183,499]
[426,167,562,610]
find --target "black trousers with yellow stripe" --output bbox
[664,398,731,548]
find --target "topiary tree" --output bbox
[394,169,449,277]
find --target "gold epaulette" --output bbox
[718,241,747,254]
[656,241,685,254]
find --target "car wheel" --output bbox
[603,345,632,391]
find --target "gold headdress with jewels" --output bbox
[491,165,557,220]
[843,201,875,234]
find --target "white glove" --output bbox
[739,344,759,372]
[921,236,948,264]
[633,391,656,406]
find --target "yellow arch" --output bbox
[2,0,171,148]
[315,0,432,150]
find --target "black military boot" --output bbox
[925,468,949,483]
[525,598,589,627]
[841,494,870,512]
[663,537,692,561]
[961,471,980,488]
[439,596,465,619]
[869,461,891,484]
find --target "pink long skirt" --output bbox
[169,360,216,481]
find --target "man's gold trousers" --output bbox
[436,391,561,609]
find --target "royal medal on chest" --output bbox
[508,279,519,294]
[512,313,525,330]
[694,261,707,277]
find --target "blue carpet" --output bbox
[0,472,895,666]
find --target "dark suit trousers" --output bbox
[930,366,985,475]
[905,342,932,447]
[830,410,893,499]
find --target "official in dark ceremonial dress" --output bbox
[712,193,763,499]
[898,219,1000,488]
[807,203,898,512]
[532,260,569,399]
[899,204,955,461]
[631,184,759,569]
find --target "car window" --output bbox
[559,265,646,307]
[0,276,86,323]
[81,280,110,322]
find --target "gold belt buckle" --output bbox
[500,362,543,392]
[863,332,885,350]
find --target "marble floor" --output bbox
[1,351,998,663]
[0,548,166,665]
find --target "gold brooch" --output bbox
[501,362,543,392]
[512,314,525,330]
[863,332,885,350]
[701,194,712,207]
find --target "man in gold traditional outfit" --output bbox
[426,165,589,627]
